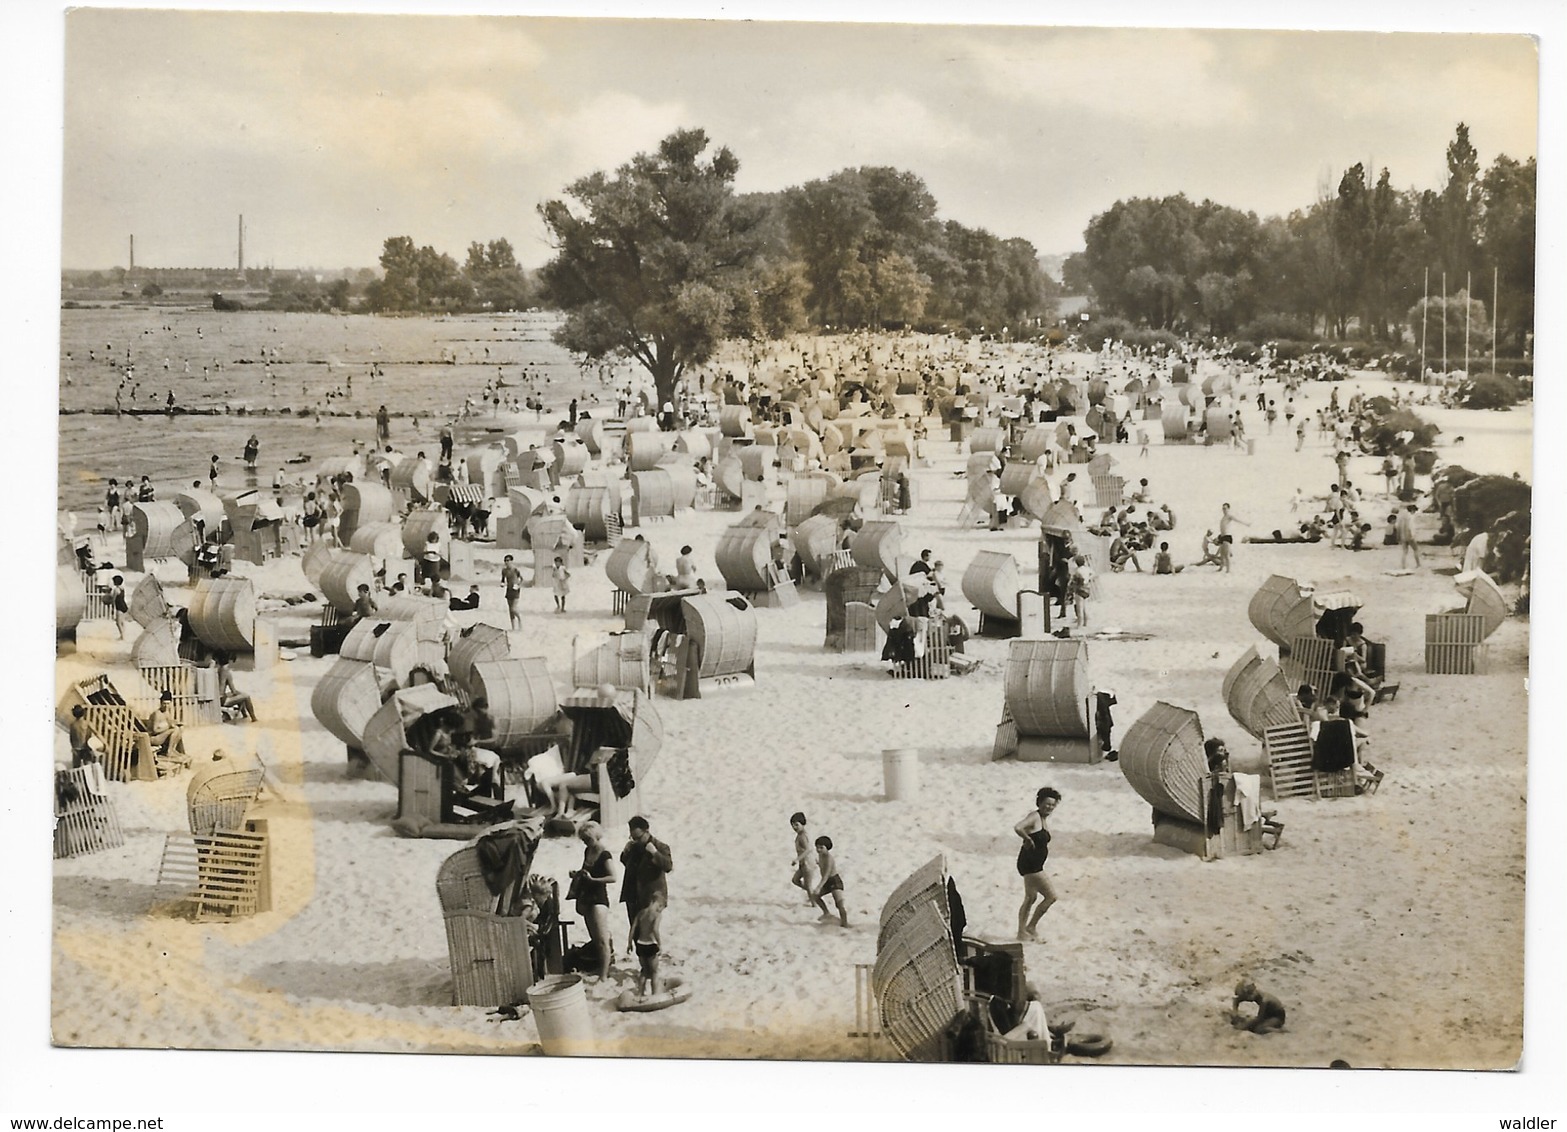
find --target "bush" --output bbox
[1460,374,1523,410]
[1270,339,1312,362]
[1239,314,1313,342]
[1361,407,1440,455]
[1080,315,1134,351]
[1228,340,1260,363]
[1124,328,1181,355]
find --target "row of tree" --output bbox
[1065,124,1535,354]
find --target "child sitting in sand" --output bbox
[1230,980,1287,1034]
[1153,542,1182,575]
[812,836,849,928]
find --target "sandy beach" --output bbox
[42,310,1534,1074]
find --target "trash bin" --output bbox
[883,748,920,801]
[527,975,594,1056]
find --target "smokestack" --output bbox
[238,214,245,273]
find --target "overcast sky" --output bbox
[60,11,1539,272]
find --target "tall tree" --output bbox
[1439,122,1482,279]
[537,128,764,406]
[1478,154,1536,355]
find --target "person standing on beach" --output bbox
[551,556,571,613]
[569,821,618,980]
[376,405,391,444]
[243,434,259,471]
[107,574,128,639]
[500,554,524,629]
[1014,788,1061,940]
[1397,503,1423,568]
[812,836,849,928]
[619,815,672,952]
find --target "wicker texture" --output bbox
[962,551,1020,621]
[188,577,256,653]
[340,618,420,686]
[337,482,394,546]
[508,486,548,522]
[300,541,337,587]
[129,574,170,629]
[319,553,377,613]
[1222,646,1302,738]
[970,427,1006,454]
[467,658,560,751]
[997,463,1037,499]
[1161,403,1189,440]
[673,429,711,460]
[551,440,589,479]
[399,508,448,560]
[629,470,676,521]
[877,854,950,952]
[604,538,659,596]
[654,459,698,510]
[786,478,830,527]
[57,566,85,635]
[626,431,672,472]
[1004,639,1091,738]
[131,617,182,668]
[1118,701,1207,823]
[1247,575,1318,647]
[1016,426,1053,461]
[436,621,504,687]
[563,485,613,542]
[1280,635,1337,696]
[1091,474,1127,508]
[125,502,186,570]
[715,525,775,592]
[712,456,744,500]
[187,750,265,835]
[361,685,459,785]
[173,488,226,533]
[390,456,433,501]
[719,405,751,438]
[852,520,904,583]
[311,658,384,748]
[790,514,841,579]
[874,579,928,633]
[682,592,758,678]
[572,631,652,694]
[345,520,401,563]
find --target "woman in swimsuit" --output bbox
[1014,787,1061,940]
[569,821,618,979]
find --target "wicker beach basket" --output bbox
[1118,701,1207,823]
[961,551,1020,622]
[1221,645,1301,739]
[629,470,676,522]
[311,657,384,748]
[715,525,774,591]
[1247,575,1317,647]
[604,538,659,596]
[852,520,904,583]
[187,576,256,653]
[447,622,512,689]
[340,618,420,687]
[1004,639,1091,738]
[319,552,377,613]
[681,592,758,678]
[465,658,560,752]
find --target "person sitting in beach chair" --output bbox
[213,651,257,722]
[145,691,185,762]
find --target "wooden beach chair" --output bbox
[156,827,270,921]
[53,764,126,859]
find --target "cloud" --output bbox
[959,28,1256,129]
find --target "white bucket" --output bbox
[527,975,594,1056]
[883,748,920,801]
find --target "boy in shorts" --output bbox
[812,836,848,928]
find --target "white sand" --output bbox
[49,345,1530,1071]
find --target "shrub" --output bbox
[1460,374,1523,410]
[1229,340,1260,362]
[1270,339,1312,362]
[1361,407,1440,455]
[1239,314,1313,342]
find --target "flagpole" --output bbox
[1465,270,1472,375]
[1492,265,1500,373]
[1420,267,1429,382]
[1441,272,1448,376]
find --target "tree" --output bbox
[1439,123,1482,279]
[465,238,532,310]
[537,128,763,406]
[1478,155,1535,354]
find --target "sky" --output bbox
[58,8,1540,272]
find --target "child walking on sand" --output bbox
[790,812,828,915]
[551,556,571,613]
[812,836,849,927]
